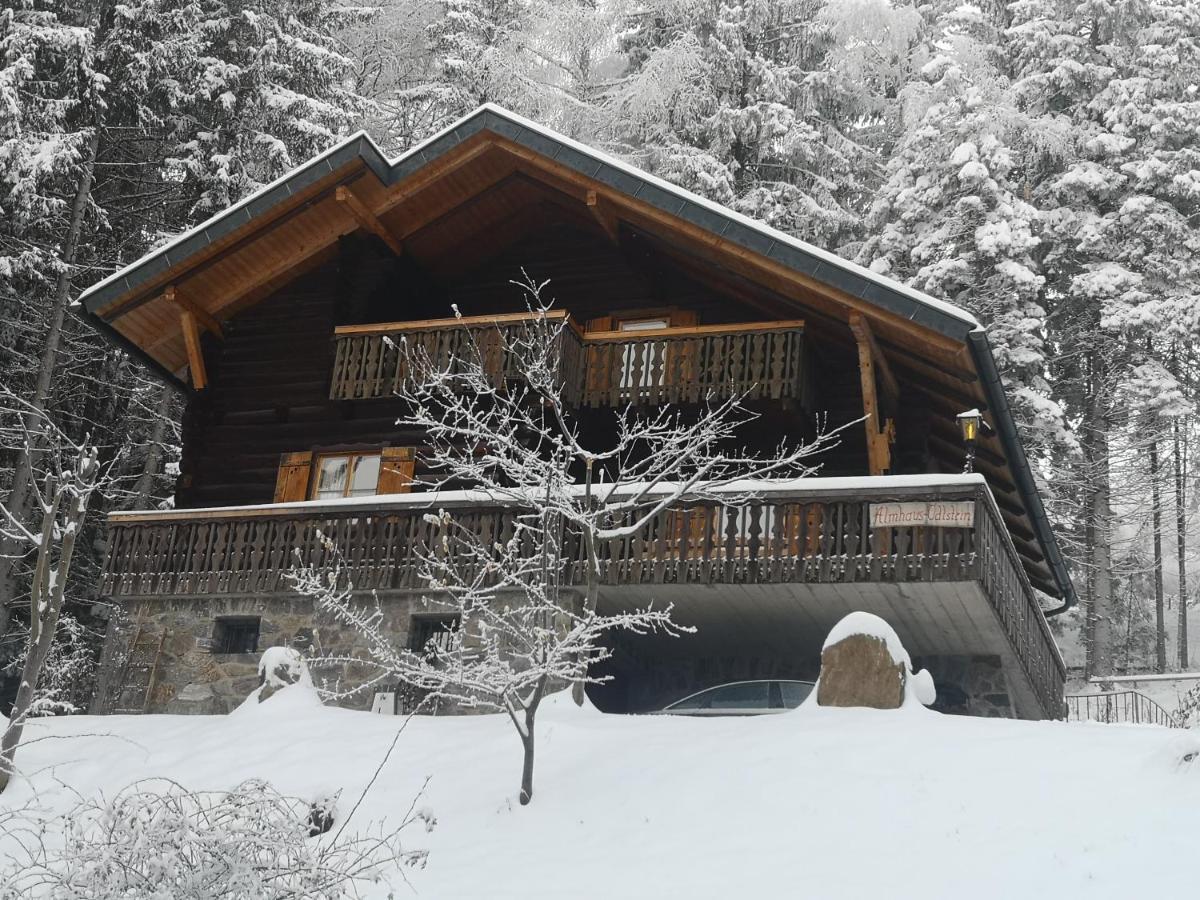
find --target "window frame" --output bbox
[310,450,383,501]
[408,613,462,660]
[211,616,261,655]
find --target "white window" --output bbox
[313,452,382,500]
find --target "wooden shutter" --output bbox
[273,452,313,503]
[668,309,698,327]
[584,316,614,333]
[378,446,416,494]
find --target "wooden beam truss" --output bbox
[850,312,897,475]
[336,185,404,256]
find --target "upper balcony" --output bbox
[100,475,1065,720]
[328,311,809,408]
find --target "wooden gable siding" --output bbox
[177,245,423,509]
[176,229,937,508]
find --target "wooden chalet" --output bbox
[79,105,1072,719]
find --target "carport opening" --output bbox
[586,629,820,714]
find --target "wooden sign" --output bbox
[868,501,975,529]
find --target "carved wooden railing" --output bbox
[102,480,1065,717]
[329,310,586,403]
[329,314,806,407]
[578,321,806,407]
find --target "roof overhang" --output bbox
[74,104,1076,614]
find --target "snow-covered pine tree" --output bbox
[424,0,538,122]
[166,0,363,215]
[860,2,1069,457]
[1,0,364,710]
[1004,0,1200,673]
[608,0,920,249]
[0,2,102,639]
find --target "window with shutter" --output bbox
[274,448,417,502]
[273,452,313,502]
[378,446,416,494]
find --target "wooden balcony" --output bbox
[101,477,1065,719]
[328,313,807,407]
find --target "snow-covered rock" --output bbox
[816,612,936,710]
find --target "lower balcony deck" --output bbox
[100,475,1066,719]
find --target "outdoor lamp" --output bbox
[957,408,984,473]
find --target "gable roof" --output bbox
[75,104,1075,614]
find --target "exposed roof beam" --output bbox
[165,285,223,339]
[849,312,899,402]
[336,185,404,255]
[586,189,621,244]
[179,308,207,390]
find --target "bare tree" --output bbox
[291,275,848,804]
[0,436,101,794]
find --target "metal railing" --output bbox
[1066,690,1179,728]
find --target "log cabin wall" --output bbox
[177,229,936,509]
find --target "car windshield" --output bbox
[706,682,771,709]
[779,681,813,708]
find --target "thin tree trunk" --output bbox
[1150,436,1166,671]
[0,449,95,794]
[125,383,176,510]
[573,460,599,706]
[518,674,547,806]
[1088,353,1114,678]
[0,130,100,637]
[1176,418,1190,669]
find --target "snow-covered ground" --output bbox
[3,687,1197,899]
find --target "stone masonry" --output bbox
[92,594,436,715]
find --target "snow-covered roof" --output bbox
[77,105,980,340]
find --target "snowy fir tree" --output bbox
[860,3,1070,456]
[608,0,921,248]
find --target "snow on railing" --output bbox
[101,476,1064,718]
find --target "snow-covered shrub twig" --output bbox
[0,777,433,899]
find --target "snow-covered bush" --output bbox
[1,778,432,899]
[255,646,314,704]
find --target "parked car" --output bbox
[656,679,815,716]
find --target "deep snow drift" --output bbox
[2,685,1197,899]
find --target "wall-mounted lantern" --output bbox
[957,408,985,474]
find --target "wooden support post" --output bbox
[850,312,894,476]
[849,312,898,403]
[336,185,404,256]
[165,285,223,339]
[586,189,620,244]
[179,308,207,390]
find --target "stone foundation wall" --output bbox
[92,597,1018,720]
[913,654,1015,718]
[93,594,443,715]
